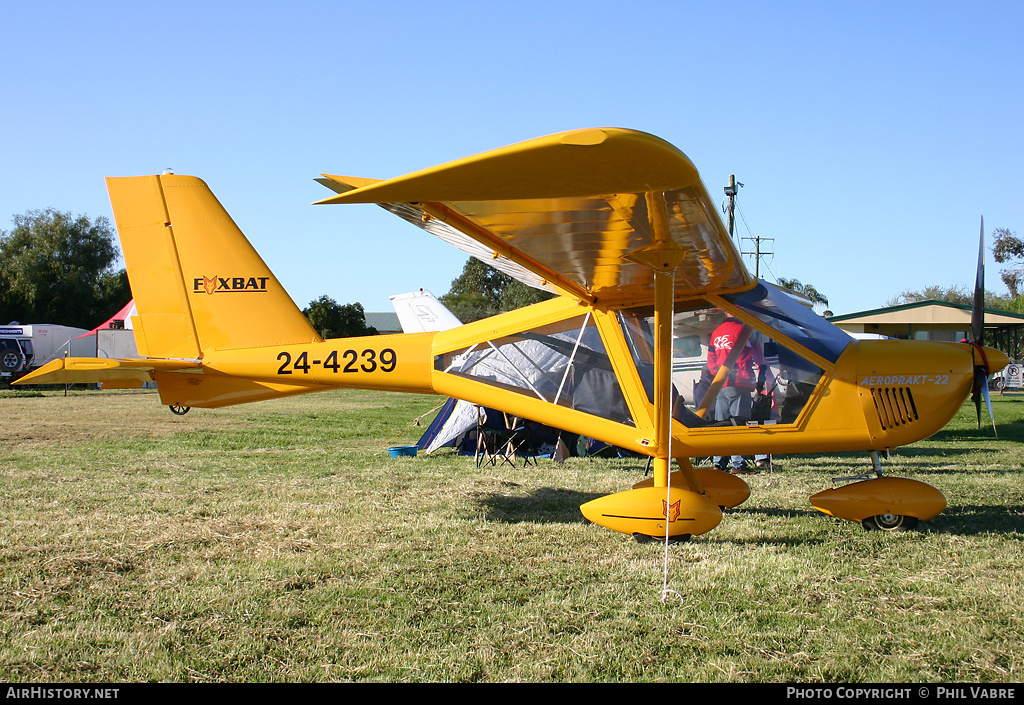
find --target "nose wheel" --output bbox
[810,452,944,532]
[862,513,918,532]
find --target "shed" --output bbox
[829,300,1024,358]
[364,311,401,335]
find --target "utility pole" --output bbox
[723,175,743,243]
[725,175,769,276]
[741,236,775,279]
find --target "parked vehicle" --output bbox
[991,362,1022,391]
[0,336,30,378]
[0,324,90,380]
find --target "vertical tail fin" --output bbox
[389,289,463,333]
[107,174,320,359]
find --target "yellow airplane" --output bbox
[16,128,1008,540]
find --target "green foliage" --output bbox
[996,295,1024,315]
[992,227,1024,297]
[886,284,975,307]
[885,284,1017,311]
[0,209,131,327]
[440,258,554,323]
[775,277,828,305]
[302,295,378,338]
[887,227,1024,310]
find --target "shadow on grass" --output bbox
[476,487,597,525]
[930,505,1024,535]
[927,421,1024,444]
[913,465,1024,478]
[790,448,1002,470]
[890,445,1002,459]
[477,487,827,525]
[767,451,1020,479]
[472,485,1024,539]
[726,505,821,520]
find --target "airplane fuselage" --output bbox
[156,290,1004,461]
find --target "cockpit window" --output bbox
[435,313,635,426]
[618,299,826,428]
[723,281,852,363]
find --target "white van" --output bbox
[991,362,1022,391]
[0,324,90,379]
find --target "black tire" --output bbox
[2,351,21,371]
[169,405,191,416]
[861,514,918,532]
[632,532,692,544]
[993,378,1005,391]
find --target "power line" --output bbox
[723,175,776,280]
[741,235,775,278]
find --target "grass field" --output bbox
[1,387,1022,682]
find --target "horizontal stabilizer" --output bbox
[14,356,323,408]
[13,357,200,386]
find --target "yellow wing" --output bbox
[316,128,753,307]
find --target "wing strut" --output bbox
[624,194,703,496]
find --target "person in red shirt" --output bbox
[706,317,768,473]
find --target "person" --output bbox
[705,316,768,474]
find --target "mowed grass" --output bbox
[1,388,1022,682]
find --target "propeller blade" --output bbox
[969,216,997,436]
[981,376,997,438]
[973,216,985,345]
[972,367,984,429]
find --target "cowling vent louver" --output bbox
[870,386,919,430]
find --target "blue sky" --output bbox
[2,1,1022,318]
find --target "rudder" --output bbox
[107,174,320,359]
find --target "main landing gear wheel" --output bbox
[861,514,919,532]
[632,533,691,544]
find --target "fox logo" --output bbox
[193,276,270,294]
[663,499,680,523]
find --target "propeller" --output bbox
[970,216,998,437]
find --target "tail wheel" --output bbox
[169,405,191,416]
[862,514,919,532]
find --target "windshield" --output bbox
[724,281,852,363]
[618,295,829,428]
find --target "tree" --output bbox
[0,209,130,327]
[886,284,973,307]
[302,296,378,338]
[885,284,1012,311]
[882,225,1024,311]
[775,278,828,306]
[440,257,554,323]
[992,227,1024,297]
